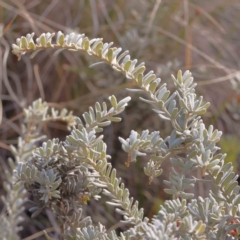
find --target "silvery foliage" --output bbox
[14,95,137,238]
[0,99,76,239]
[10,31,240,239]
[0,159,26,240]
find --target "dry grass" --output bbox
[1,0,240,238]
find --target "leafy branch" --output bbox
[10,31,240,239]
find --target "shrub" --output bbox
[2,31,240,239]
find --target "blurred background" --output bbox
[1,0,240,238]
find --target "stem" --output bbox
[86,157,143,225]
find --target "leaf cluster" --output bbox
[6,31,240,239]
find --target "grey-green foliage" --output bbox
[0,98,77,240]
[13,94,146,238]
[8,31,240,239]
[0,159,26,240]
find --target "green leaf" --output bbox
[177,70,183,84]
[20,37,28,49]
[82,37,90,50]
[109,95,117,110]
[107,48,113,62]
[137,73,143,85]
[124,60,132,71]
